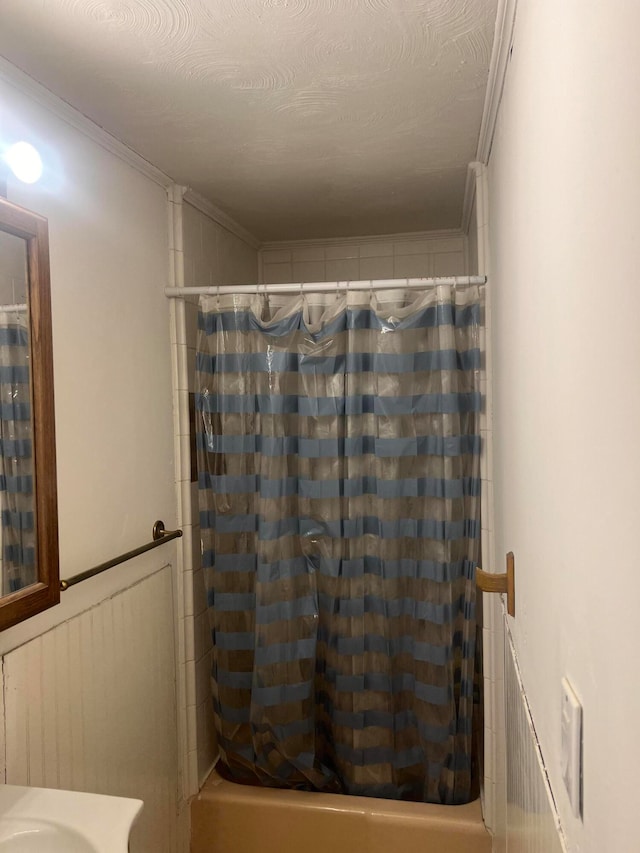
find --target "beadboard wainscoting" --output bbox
[2,566,182,853]
[505,622,565,853]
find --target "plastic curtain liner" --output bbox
[196,284,484,804]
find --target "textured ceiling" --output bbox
[0,0,497,241]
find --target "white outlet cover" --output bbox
[561,677,582,819]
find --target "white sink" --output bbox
[0,785,143,852]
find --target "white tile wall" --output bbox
[263,262,293,284]
[260,232,466,283]
[292,259,325,282]
[433,252,464,276]
[3,568,181,853]
[359,256,394,280]
[175,198,259,789]
[393,253,431,278]
[505,623,566,853]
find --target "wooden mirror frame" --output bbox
[0,196,59,630]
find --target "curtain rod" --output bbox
[165,275,486,298]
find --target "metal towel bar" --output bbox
[60,520,183,590]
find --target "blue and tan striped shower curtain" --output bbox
[196,283,483,805]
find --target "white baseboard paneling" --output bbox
[3,567,185,853]
[505,624,566,853]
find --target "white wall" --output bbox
[488,2,640,850]
[0,71,186,851]
[260,232,466,283]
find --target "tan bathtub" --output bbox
[191,769,492,853]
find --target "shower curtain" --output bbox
[0,310,33,594]
[196,283,483,805]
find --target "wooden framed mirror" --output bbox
[0,196,58,630]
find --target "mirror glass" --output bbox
[0,230,34,593]
[0,196,59,630]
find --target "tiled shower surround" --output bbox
[175,197,524,853]
[260,231,467,284]
[173,190,260,790]
[176,213,474,791]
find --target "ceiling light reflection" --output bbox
[4,142,43,184]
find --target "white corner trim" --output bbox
[0,56,173,189]
[168,184,188,207]
[0,655,6,783]
[183,188,261,251]
[461,163,480,236]
[476,0,519,164]
[0,56,262,244]
[261,228,465,252]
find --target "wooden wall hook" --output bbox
[476,551,515,617]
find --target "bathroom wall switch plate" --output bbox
[561,677,582,818]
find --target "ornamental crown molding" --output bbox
[475,0,519,165]
[0,56,172,189]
